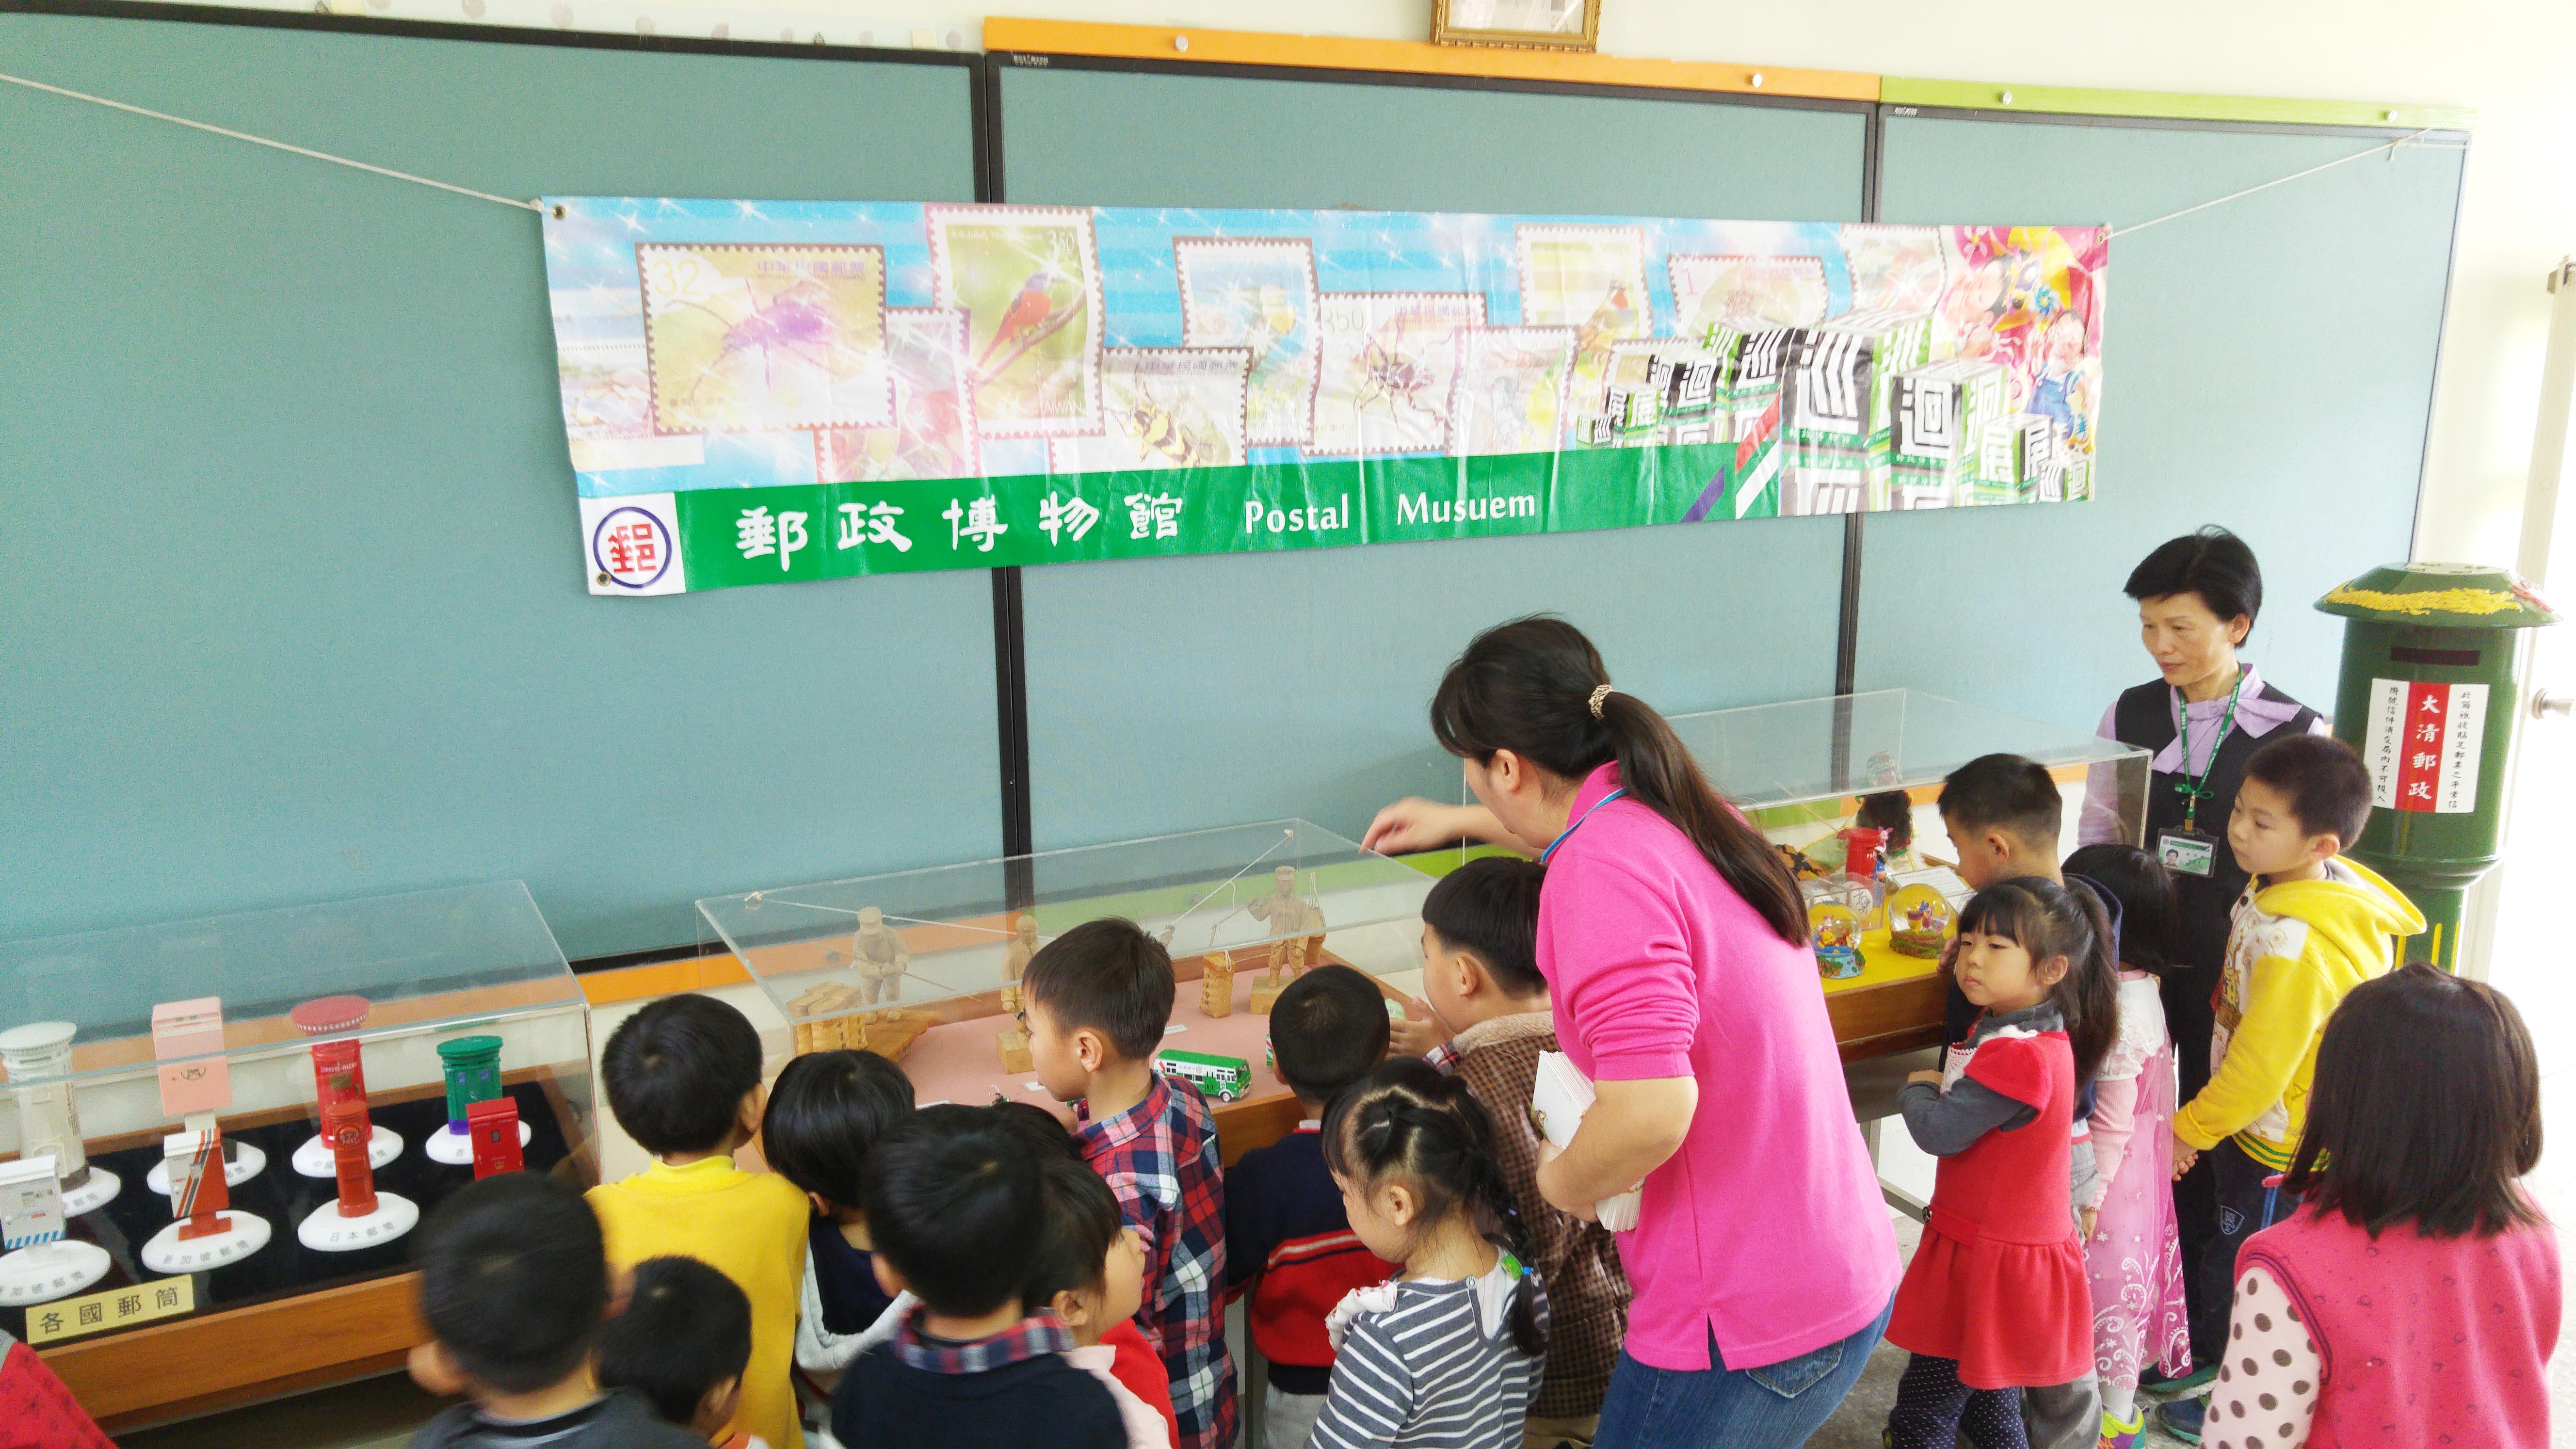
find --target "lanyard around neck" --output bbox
[1542,787,1626,864]
[2172,674,2244,832]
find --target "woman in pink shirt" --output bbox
[1368,617,1900,1448]
[2206,963,2559,1449]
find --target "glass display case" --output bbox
[0,881,593,1346]
[1667,689,2151,1058]
[699,821,1433,1113]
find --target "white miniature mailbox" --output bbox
[0,1155,110,1306]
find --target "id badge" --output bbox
[2158,831,2219,878]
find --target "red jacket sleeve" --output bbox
[1962,1035,2054,1114]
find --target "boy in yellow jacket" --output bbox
[2160,734,2423,1440]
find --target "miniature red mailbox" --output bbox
[466,1097,524,1178]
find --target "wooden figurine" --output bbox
[996,1028,1032,1074]
[1245,866,1326,1013]
[787,982,866,1054]
[851,906,910,1005]
[467,1097,525,1178]
[1199,950,1235,1019]
[1003,916,1040,985]
[853,1009,936,1062]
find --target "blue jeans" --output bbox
[1594,1295,1893,1449]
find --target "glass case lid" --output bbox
[700,819,1434,1025]
[1667,689,2150,812]
[0,882,577,1082]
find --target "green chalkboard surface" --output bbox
[0,12,990,958]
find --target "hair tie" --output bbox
[1587,684,1615,719]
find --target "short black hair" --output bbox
[1420,856,1546,997]
[1270,964,1393,1106]
[2244,732,2373,845]
[2288,963,2544,1238]
[600,993,764,1157]
[1853,791,1916,851]
[984,1098,1080,1161]
[1023,1157,1122,1313]
[2062,844,2180,976]
[1938,754,2063,850]
[863,1116,1043,1317]
[761,1049,914,1211]
[414,1174,605,1396]
[595,1256,752,1428]
[1021,918,1174,1061]
[2124,525,2264,628]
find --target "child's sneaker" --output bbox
[2097,1406,2143,1449]
[2142,1362,2217,1396]
[2154,1396,2206,1445]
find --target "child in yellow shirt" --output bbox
[2158,734,2422,1444]
[588,994,809,1449]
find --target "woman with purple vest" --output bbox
[1366,617,1899,1448]
[2076,527,2329,1399]
[2205,963,2559,1449]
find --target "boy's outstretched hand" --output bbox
[1388,996,1449,1058]
[2171,1130,2201,1178]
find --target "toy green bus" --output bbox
[1155,1048,1252,1103]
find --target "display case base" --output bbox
[145,1142,266,1197]
[291,1125,401,1178]
[298,1192,418,1253]
[0,1241,111,1305]
[422,1120,528,1166]
[141,1211,273,1274]
[59,1167,121,1218]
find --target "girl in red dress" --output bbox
[1884,877,2118,1449]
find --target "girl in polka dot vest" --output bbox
[2207,964,2559,1449]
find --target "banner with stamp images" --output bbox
[541,202,2104,596]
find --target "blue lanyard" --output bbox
[1541,788,1626,864]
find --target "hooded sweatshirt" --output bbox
[2172,856,2424,1168]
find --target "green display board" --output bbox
[0,11,991,958]
[1858,114,2464,733]
[997,63,1868,849]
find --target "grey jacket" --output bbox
[409,1389,710,1449]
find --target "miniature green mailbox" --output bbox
[436,1035,504,1128]
[2317,563,2560,970]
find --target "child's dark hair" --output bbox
[1271,964,1393,1106]
[2124,525,2262,629]
[595,1256,752,1429]
[1022,918,1175,1061]
[1322,1057,1547,1359]
[1957,877,2117,1083]
[1854,790,1915,851]
[863,1115,1044,1317]
[1023,1157,1122,1314]
[1431,615,1804,946]
[2287,963,2544,1238]
[2061,844,2179,976]
[983,1098,1080,1161]
[599,993,762,1157]
[414,1174,605,1395]
[1938,754,2063,850]
[761,1048,914,1210]
[2243,732,2373,846]
[1420,856,1546,997]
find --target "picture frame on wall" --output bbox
[1431,0,1602,51]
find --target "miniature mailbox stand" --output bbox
[145,998,267,1198]
[290,998,418,1253]
[0,1158,110,1306]
[0,1021,119,1217]
[426,1036,527,1167]
[140,1127,272,1274]
[467,1097,525,1179]
[289,998,403,1180]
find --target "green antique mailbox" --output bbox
[2317,563,2560,970]
[436,1034,504,1128]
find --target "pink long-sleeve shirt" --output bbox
[1538,764,1901,1371]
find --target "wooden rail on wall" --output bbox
[981,17,1879,101]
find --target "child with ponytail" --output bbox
[1312,1057,1549,1449]
[1884,877,2117,1449]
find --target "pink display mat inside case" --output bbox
[896,951,1400,1119]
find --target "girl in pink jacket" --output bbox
[2206,963,2559,1449]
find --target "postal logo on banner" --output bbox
[581,495,686,596]
[2362,677,2488,813]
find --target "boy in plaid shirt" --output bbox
[1025,919,1236,1449]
